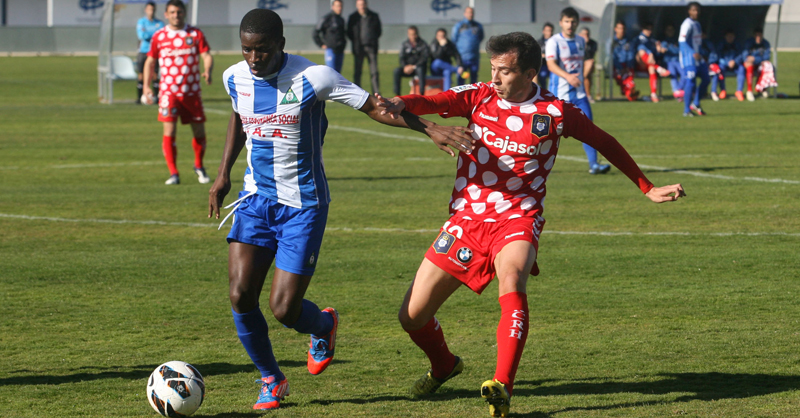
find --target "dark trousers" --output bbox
[393,65,426,96]
[353,45,380,94]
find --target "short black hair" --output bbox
[615,20,626,27]
[543,22,554,30]
[485,32,541,74]
[436,27,447,36]
[725,28,735,34]
[641,21,653,30]
[166,0,185,11]
[688,2,701,10]
[240,8,284,39]
[754,27,763,34]
[580,27,590,35]
[560,7,579,21]
[145,1,156,9]
[408,25,419,33]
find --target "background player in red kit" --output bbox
[143,0,214,185]
[379,32,685,417]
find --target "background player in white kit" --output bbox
[545,7,609,175]
[207,8,475,411]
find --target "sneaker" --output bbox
[762,90,769,98]
[683,112,695,117]
[253,376,289,410]
[656,66,670,77]
[194,167,210,184]
[307,308,339,375]
[711,91,719,101]
[410,356,465,396]
[690,104,706,116]
[481,379,511,417]
[735,91,745,101]
[164,174,180,185]
[719,90,728,100]
[650,92,660,103]
[746,90,755,102]
[589,163,611,175]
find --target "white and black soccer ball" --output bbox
[140,93,156,105]
[146,361,205,417]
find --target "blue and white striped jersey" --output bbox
[678,17,702,67]
[223,54,369,209]
[544,33,586,101]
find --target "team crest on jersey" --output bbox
[280,87,300,105]
[185,37,194,46]
[530,114,551,139]
[456,247,473,263]
[306,252,317,267]
[450,84,477,93]
[433,231,456,254]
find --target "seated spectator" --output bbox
[636,22,670,102]
[697,32,715,101]
[534,22,553,87]
[579,27,597,103]
[393,25,429,96]
[607,20,639,101]
[659,24,683,100]
[742,27,777,100]
[710,29,745,101]
[428,28,463,91]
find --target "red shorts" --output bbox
[425,215,545,294]
[158,94,206,124]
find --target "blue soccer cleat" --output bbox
[253,376,289,410]
[307,307,339,375]
[589,163,611,175]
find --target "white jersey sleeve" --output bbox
[222,65,239,113]
[303,65,369,110]
[544,37,558,61]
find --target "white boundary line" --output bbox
[2,213,798,237]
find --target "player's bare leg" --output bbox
[228,242,288,409]
[190,122,210,183]
[482,240,536,417]
[399,259,465,396]
[162,122,180,184]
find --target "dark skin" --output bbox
[209,31,476,323]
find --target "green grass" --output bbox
[1,52,799,418]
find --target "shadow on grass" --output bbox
[0,362,257,386]
[514,372,800,415]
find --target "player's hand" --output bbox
[645,183,686,203]
[426,124,475,157]
[566,73,582,88]
[142,86,155,105]
[208,175,232,219]
[728,60,736,69]
[202,71,212,85]
[693,52,701,61]
[376,94,406,120]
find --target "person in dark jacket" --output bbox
[393,26,429,96]
[313,0,346,73]
[579,27,598,102]
[534,22,553,87]
[347,0,382,94]
[429,28,462,91]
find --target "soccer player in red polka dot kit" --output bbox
[143,0,213,185]
[379,32,686,417]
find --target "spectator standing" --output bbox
[347,0,382,95]
[607,21,639,101]
[393,26,429,96]
[313,0,346,73]
[578,27,597,102]
[710,29,745,101]
[136,1,164,102]
[452,7,483,85]
[429,28,462,91]
[534,22,553,87]
[742,28,775,101]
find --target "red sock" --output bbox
[745,66,754,91]
[648,68,658,94]
[162,135,178,175]
[192,136,206,169]
[405,317,456,380]
[494,292,529,396]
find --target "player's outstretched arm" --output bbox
[208,111,247,219]
[645,184,686,203]
[360,94,475,157]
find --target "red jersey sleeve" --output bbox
[400,83,485,119]
[561,102,654,194]
[194,28,210,54]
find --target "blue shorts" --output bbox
[226,192,329,276]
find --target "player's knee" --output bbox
[229,284,257,313]
[269,295,301,326]
[397,308,426,331]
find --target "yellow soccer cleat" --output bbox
[481,379,510,417]
[410,356,464,397]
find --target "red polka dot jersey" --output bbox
[147,25,210,97]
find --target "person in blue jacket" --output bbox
[135,1,164,102]
[607,20,639,101]
[659,24,683,100]
[710,29,745,101]
[742,27,771,101]
[452,6,483,85]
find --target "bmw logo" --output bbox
[456,247,472,263]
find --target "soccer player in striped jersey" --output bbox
[379,31,685,418]
[679,2,709,116]
[545,7,610,175]
[207,8,475,411]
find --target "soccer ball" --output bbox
[146,361,205,417]
[141,93,156,105]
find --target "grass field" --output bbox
[1,52,800,418]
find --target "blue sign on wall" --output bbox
[258,0,288,10]
[79,0,105,13]
[431,0,461,16]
